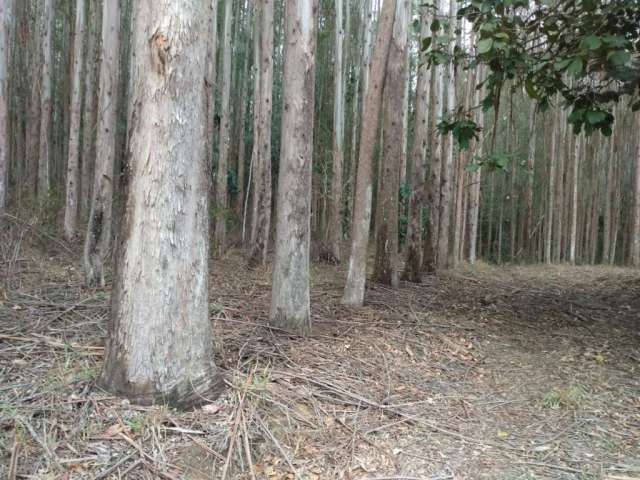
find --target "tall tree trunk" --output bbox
[100,0,224,408]
[569,132,581,264]
[83,0,121,286]
[79,0,100,222]
[342,0,396,306]
[602,128,615,264]
[544,106,558,264]
[214,0,233,254]
[436,0,455,269]
[467,79,484,264]
[64,0,86,240]
[0,0,14,215]
[373,0,408,287]
[327,0,345,262]
[270,0,318,333]
[402,5,430,282]
[553,110,566,262]
[37,0,54,201]
[523,104,537,259]
[248,0,274,267]
[631,114,640,267]
[205,0,219,187]
[423,60,442,271]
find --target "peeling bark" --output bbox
[100,0,224,408]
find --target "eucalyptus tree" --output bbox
[248,0,275,267]
[64,0,86,240]
[84,0,121,286]
[214,0,233,254]
[402,5,431,282]
[100,0,224,407]
[38,0,54,200]
[373,0,409,287]
[0,0,14,215]
[327,0,346,262]
[270,0,318,334]
[342,0,396,307]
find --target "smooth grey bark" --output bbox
[270,0,318,334]
[64,0,86,240]
[100,0,224,408]
[84,0,120,286]
[342,0,396,306]
[214,0,233,254]
[327,0,345,262]
[0,0,14,215]
[248,0,274,267]
[467,77,484,264]
[37,0,54,200]
[569,132,581,264]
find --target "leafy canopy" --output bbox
[422,0,640,151]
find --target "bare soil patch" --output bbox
[1,227,639,479]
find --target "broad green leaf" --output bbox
[567,58,583,77]
[586,110,606,125]
[581,35,602,50]
[478,38,494,54]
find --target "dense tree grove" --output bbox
[1,0,639,405]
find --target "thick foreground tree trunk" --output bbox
[270,0,318,334]
[64,0,86,240]
[84,0,120,286]
[342,0,396,306]
[0,0,14,215]
[100,0,224,408]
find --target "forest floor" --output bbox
[1,224,639,479]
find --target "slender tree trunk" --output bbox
[327,0,346,262]
[602,129,615,264]
[214,0,233,254]
[631,115,640,266]
[544,106,558,264]
[553,110,565,262]
[569,132,581,264]
[270,0,317,333]
[64,0,86,240]
[37,0,54,201]
[0,0,14,215]
[79,0,100,221]
[248,0,274,267]
[523,104,537,259]
[235,10,250,218]
[402,6,430,282]
[205,0,219,181]
[84,0,121,286]
[423,62,442,272]
[342,0,396,306]
[373,0,408,287]
[435,0,455,269]
[100,0,223,407]
[467,79,484,264]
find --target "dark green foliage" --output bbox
[423,0,640,138]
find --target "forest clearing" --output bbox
[1,0,640,478]
[1,234,639,479]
